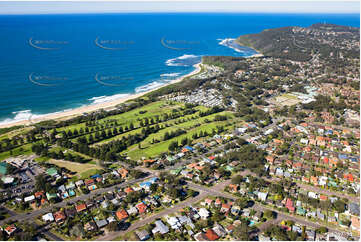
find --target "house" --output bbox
[42,213,54,222]
[84,178,95,186]
[116,209,128,221]
[34,191,45,199]
[166,216,181,230]
[178,215,195,229]
[213,224,226,237]
[204,198,213,207]
[152,220,169,235]
[76,203,87,213]
[275,167,284,177]
[88,184,97,191]
[285,198,295,213]
[228,184,238,193]
[140,181,152,191]
[194,232,208,241]
[125,187,134,194]
[75,180,84,187]
[258,192,268,201]
[24,195,35,203]
[53,210,66,223]
[231,206,241,216]
[65,207,77,218]
[46,168,58,177]
[205,228,220,241]
[127,206,138,215]
[317,210,325,220]
[199,208,210,219]
[349,203,360,216]
[136,202,147,214]
[84,221,97,231]
[135,230,150,241]
[4,225,17,236]
[118,168,129,178]
[305,230,315,241]
[220,203,231,213]
[292,225,302,234]
[319,195,328,201]
[308,191,318,199]
[65,182,76,190]
[95,219,108,228]
[351,217,360,231]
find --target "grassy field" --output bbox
[57,101,188,133]
[46,159,102,176]
[0,143,33,160]
[125,112,238,160]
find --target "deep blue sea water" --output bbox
[0,13,359,124]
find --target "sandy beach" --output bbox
[0,63,202,129]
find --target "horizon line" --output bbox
[1,11,360,15]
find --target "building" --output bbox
[135,230,150,241]
[152,220,169,235]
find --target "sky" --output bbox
[0,1,359,15]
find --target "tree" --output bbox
[35,174,47,191]
[263,210,276,220]
[233,221,250,240]
[107,221,119,232]
[316,227,328,234]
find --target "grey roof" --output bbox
[153,220,169,234]
[135,230,150,240]
[96,219,108,228]
[349,203,360,216]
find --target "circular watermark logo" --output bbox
[161,37,201,51]
[28,37,69,50]
[95,37,134,50]
[28,73,68,87]
[94,73,133,87]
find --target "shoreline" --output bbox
[0,63,202,129]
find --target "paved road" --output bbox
[0,175,155,226]
[98,177,351,241]
[99,191,209,241]
[187,181,352,238]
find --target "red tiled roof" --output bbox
[116,209,128,221]
[136,203,147,213]
[54,211,66,222]
[125,187,134,194]
[76,203,87,212]
[205,229,220,241]
[84,179,94,186]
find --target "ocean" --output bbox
[0,13,359,124]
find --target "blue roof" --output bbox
[91,174,102,179]
[350,157,358,162]
[184,146,194,151]
[338,154,348,160]
[140,182,151,187]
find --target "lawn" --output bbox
[0,143,33,160]
[125,113,237,160]
[46,159,102,177]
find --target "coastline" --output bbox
[0,63,202,129]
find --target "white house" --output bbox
[308,191,318,199]
[24,195,35,203]
[42,213,54,222]
[257,192,268,202]
[198,208,210,219]
[300,138,309,145]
